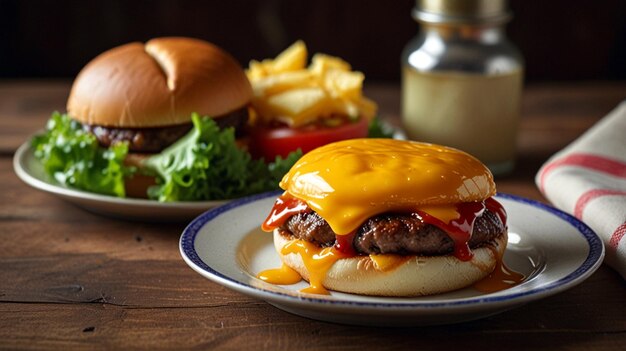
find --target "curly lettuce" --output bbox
[31,112,302,201]
[31,112,131,197]
[143,113,301,202]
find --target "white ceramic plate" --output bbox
[13,140,227,221]
[180,191,604,326]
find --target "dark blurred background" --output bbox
[1,0,624,82]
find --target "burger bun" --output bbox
[274,229,507,296]
[67,37,252,128]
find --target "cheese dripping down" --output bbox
[278,139,495,236]
[259,196,518,295]
[257,139,523,295]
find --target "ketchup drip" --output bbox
[485,197,507,226]
[417,201,486,261]
[262,194,358,255]
[263,194,504,263]
[334,231,357,256]
[262,194,310,231]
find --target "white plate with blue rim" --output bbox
[13,140,227,221]
[179,191,604,326]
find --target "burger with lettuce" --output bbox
[32,37,301,201]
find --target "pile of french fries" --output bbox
[247,41,377,127]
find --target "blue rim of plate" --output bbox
[180,191,604,309]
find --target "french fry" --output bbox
[323,69,364,100]
[272,40,307,73]
[267,87,329,127]
[252,71,314,98]
[309,54,351,75]
[248,41,377,127]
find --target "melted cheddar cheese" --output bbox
[258,238,414,295]
[280,139,495,234]
[258,139,506,295]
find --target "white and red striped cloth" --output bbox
[536,101,626,279]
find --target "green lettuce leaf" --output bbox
[31,112,131,197]
[143,113,301,202]
[367,116,394,138]
[243,149,303,196]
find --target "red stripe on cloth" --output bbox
[574,189,626,219]
[609,222,626,249]
[539,153,626,192]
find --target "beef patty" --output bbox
[83,107,248,152]
[280,209,505,256]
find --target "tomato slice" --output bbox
[249,117,369,161]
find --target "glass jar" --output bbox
[401,0,523,175]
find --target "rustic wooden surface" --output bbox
[0,80,625,350]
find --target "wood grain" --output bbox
[1,266,625,351]
[0,81,625,350]
[1,299,624,351]
[0,266,624,350]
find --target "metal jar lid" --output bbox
[413,0,511,24]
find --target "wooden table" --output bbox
[1,80,625,350]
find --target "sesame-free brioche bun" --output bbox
[67,37,252,127]
[274,230,507,297]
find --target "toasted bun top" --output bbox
[280,139,496,235]
[67,37,253,127]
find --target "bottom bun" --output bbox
[123,153,156,198]
[274,230,507,297]
[124,173,156,198]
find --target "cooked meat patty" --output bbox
[280,209,505,256]
[84,107,248,152]
[84,123,192,153]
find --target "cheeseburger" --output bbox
[260,138,512,296]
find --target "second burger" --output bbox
[32,37,302,201]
